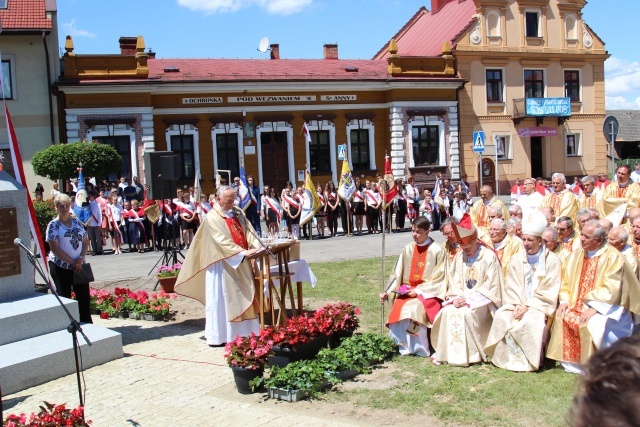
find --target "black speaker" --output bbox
[160,154,180,181]
[144,151,178,200]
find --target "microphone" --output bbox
[14,237,35,256]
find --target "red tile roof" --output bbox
[373,0,477,59]
[0,0,52,31]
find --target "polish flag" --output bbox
[302,122,312,144]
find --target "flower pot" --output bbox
[157,276,177,293]
[117,311,129,319]
[90,308,101,315]
[268,335,329,368]
[142,312,163,321]
[267,380,330,402]
[127,311,140,320]
[231,365,264,394]
[329,328,355,349]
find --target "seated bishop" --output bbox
[380,216,449,356]
[431,214,503,366]
[485,212,561,371]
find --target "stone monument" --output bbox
[0,171,123,395]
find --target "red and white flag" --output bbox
[302,122,312,144]
[4,104,48,266]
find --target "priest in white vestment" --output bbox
[175,186,265,346]
[431,214,503,366]
[547,220,640,373]
[380,216,449,356]
[515,178,543,216]
[485,212,561,371]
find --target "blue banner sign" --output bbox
[525,97,571,117]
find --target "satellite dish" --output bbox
[258,36,269,53]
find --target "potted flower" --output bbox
[156,263,182,293]
[3,401,90,426]
[145,290,175,320]
[315,302,361,348]
[264,315,329,368]
[224,332,273,394]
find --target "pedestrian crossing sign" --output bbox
[473,131,485,152]
[338,144,347,160]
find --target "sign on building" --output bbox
[473,131,485,152]
[337,144,347,160]
[525,97,571,117]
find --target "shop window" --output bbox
[412,126,439,166]
[309,130,331,173]
[564,70,580,102]
[350,129,370,169]
[216,133,240,179]
[524,69,544,98]
[486,69,503,102]
[170,134,195,179]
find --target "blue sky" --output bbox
[58,0,640,110]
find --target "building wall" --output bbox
[454,0,609,194]
[0,30,60,195]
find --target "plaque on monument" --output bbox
[0,207,21,277]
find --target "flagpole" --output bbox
[380,175,386,336]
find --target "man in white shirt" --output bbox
[515,178,543,216]
[630,163,640,184]
[87,190,104,255]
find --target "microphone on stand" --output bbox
[233,207,276,259]
[14,238,35,257]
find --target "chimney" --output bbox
[431,0,452,13]
[147,49,156,59]
[323,44,338,60]
[119,36,138,55]
[270,43,280,60]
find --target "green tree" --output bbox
[32,142,122,181]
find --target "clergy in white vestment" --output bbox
[485,212,561,371]
[608,226,639,277]
[547,220,640,373]
[175,186,265,346]
[380,216,449,356]
[430,214,503,366]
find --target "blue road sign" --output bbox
[473,131,485,152]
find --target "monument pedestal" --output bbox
[0,171,123,395]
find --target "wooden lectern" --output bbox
[252,240,303,329]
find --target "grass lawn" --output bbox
[305,256,579,427]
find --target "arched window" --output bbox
[486,10,501,37]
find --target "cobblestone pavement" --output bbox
[6,227,444,425]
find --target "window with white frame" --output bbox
[486,10,501,37]
[412,126,440,166]
[564,70,580,102]
[566,133,580,157]
[525,10,541,38]
[565,14,577,40]
[494,134,511,160]
[346,119,375,170]
[87,124,136,180]
[166,124,199,180]
[1,60,13,99]
[211,122,242,181]
[309,129,331,173]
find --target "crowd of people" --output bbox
[383,165,640,375]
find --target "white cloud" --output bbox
[605,56,640,96]
[60,19,96,38]
[177,0,312,15]
[605,95,640,110]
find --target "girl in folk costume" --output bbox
[315,184,327,238]
[197,194,212,223]
[160,198,181,248]
[325,181,340,237]
[394,178,408,232]
[420,189,439,231]
[405,176,419,222]
[281,181,294,233]
[121,200,133,252]
[179,193,197,249]
[106,194,123,255]
[364,182,381,234]
[96,190,110,243]
[352,178,366,236]
[452,192,469,220]
[125,199,148,253]
[283,186,302,239]
[264,187,282,236]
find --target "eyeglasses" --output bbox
[557,227,569,232]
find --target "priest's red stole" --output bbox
[225,216,248,250]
